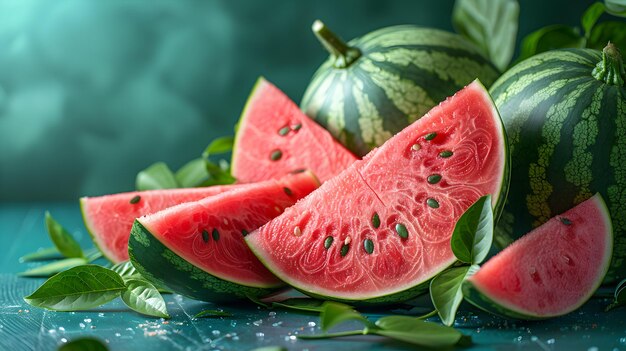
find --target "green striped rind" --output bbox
[128,221,282,303]
[489,48,626,282]
[302,26,500,156]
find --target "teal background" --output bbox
[0,0,596,201]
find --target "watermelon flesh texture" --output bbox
[231,78,357,183]
[463,193,613,319]
[246,80,509,303]
[131,171,319,299]
[81,185,237,263]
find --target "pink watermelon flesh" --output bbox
[246,80,508,302]
[231,78,357,183]
[81,185,238,263]
[466,193,612,318]
[138,171,320,287]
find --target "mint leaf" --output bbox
[45,212,84,259]
[135,162,179,191]
[59,337,109,351]
[120,279,170,319]
[450,195,494,265]
[24,265,126,311]
[452,0,519,70]
[374,316,465,348]
[582,2,607,38]
[430,265,480,326]
[19,258,88,277]
[20,247,61,262]
[272,298,326,313]
[518,25,585,61]
[204,160,236,186]
[320,301,376,331]
[605,0,626,17]
[193,309,233,319]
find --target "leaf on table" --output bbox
[110,261,142,281]
[320,301,375,331]
[606,278,626,311]
[588,21,626,51]
[24,265,126,311]
[605,0,626,17]
[45,212,84,259]
[430,265,480,326]
[450,194,493,265]
[518,25,585,61]
[452,0,519,70]
[582,2,606,38]
[373,315,465,348]
[19,247,62,262]
[135,162,179,191]
[19,258,88,277]
[193,309,233,319]
[271,298,326,313]
[120,279,170,319]
[59,337,109,351]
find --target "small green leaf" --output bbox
[450,195,494,265]
[518,25,585,61]
[20,247,61,262]
[59,337,109,351]
[320,301,376,331]
[588,21,626,51]
[271,298,326,313]
[582,2,607,38]
[373,316,465,348]
[605,0,626,17]
[606,278,626,311]
[202,136,235,159]
[204,160,237,186]
[135,162,179,191]
[193,309,233,318]
[452,0,519,70]
[175,158,211,188]
[110,261,142,280]
[45,212,84,259]
[430,265,479,326]
[247,294,270,308]
[120,279,170,319]
[19,258,88,277]
[24,265,126,311]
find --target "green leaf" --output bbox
[86,249,103,263]
[18,258,88,277]
[452,0,519,70]
[20,247,62,262]
[518,25,585,61]
[605,0,626,17]
[271,298,326,313]
[202,136,235,159]
[175,158,211,188]
[373,316,465,348]
[59,337,109,351]
[203,160,236,186]
[120,279,170,319]
[135,162,179,191]
[320,301,376,331]
[45,212,84,259]
[588,21,626,51]
[582,2,606,38]
[450,195,494,264]
[24,265,126,311]
[110,261,142,281]
[247,294,270,308]
[193,309,233,318]
[606,278,626,311]
[430,265,479,326]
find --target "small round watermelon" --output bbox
[128,171,319,302]
[463,193,613,320]
[246,80,509,304]
[231,77,357,184]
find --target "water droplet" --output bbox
[115,333,121,337]
[285,335,297,342]
[79,323,85,329]
[48,329,56,335]
[588,347,599,351]
[547,338,556,344]
[256,332,265,339]
[253,319,263,326]
[272,321,283,327]
[58,327,65,332]
[60,338,67,343]
[620,337,626,344]
[531,336,538,341]
[98,313,105,317]
[84,318,92,323]
[307,321,316,327]
[212,330,221,336]
[230,321,237,327]
[232,336,240,341]
[268,311,277,317]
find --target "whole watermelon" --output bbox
[490,43,626,283]
[301,20,500,156]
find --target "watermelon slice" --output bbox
[128,171,319,302]
[81,185,237,263]
[231,78,357,183]
[245,80,509,304]
[463,193,613,319]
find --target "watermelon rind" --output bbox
[128,221,283,302]
[230,76,265,173]
[80,198,116,263]
[462,194,613,320]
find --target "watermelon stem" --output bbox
[312,20,361,68]
[592,42,625,86]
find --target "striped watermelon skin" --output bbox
[301,25,500,156]
[490,48,626,283]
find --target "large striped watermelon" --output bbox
[246,80,509,304]
[490,43,626,283]
[300,20,500,156]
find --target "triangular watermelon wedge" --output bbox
[231,78,357,183]
[246,80,509,304]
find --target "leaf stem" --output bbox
[312,20,361,68]
[592,42,626,86]
[298,330,366,339]
[417,310,438,319]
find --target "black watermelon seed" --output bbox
[241,229,249,236]
[560,217,572,225]
[324,236,334,249]
[290,168,307,174]
[340,244,350,257]
[424,132,437,141]
[372,213,381,228]
[270,150,283,161]
[293,123,302,131]
[212,229,220,241]
[283,187,293,196]
[201,230,209,243]
[395,223,409,239]
[129,195,141,204]
[278,126,290,136]
[427,174,442,184]
[363,239,374,254]
[439,150,453,158]
[427,198,440,208]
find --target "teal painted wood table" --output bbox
[1,202,625,350]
